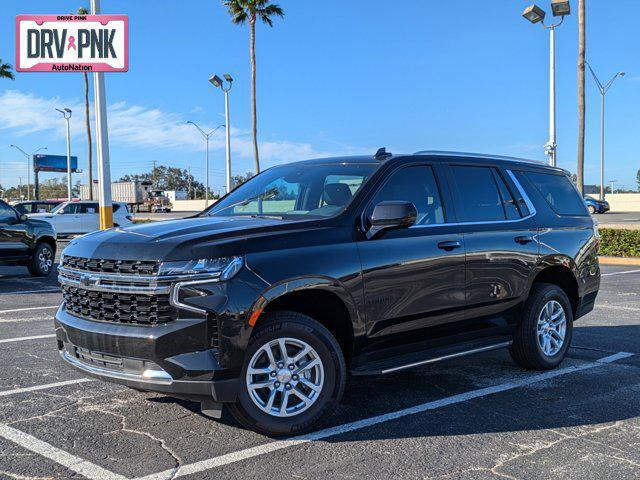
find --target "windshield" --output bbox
[205,162,378,219]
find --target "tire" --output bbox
[228,311,346,436]
[27,242,55,277]
[510,283,573,370]
[587,205,596,215]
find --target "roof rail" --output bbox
[413,150,546,166]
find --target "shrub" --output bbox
[599,228,640,257]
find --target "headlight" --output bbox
[158,256,243,280]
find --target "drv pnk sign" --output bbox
[15,14,128,72]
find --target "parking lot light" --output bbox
[186,121,226,208]
[9,145,47,200]
[522,5,546,23]
[55,107,73,201]
[209,73,233,194]
[551,0,571,16]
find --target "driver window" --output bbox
[61,204,79,214]
[0,202,17,224]
[368,165,445,226]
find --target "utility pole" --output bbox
[152,160,157,188]
[186,121,225,207]
[55,108,73,201]
[91,0,113,229]
[10,145,46,200]
[187,166,192,200]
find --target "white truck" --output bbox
[80,181,171,213]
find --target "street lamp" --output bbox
[186,121,225,207]
[209,73,233,194]
[522,1,571,167]
[55,107,73,201]
[585,61,625,201]
[9,145,47,200]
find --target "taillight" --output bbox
[593,224,600,254]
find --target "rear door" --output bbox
[79,202,100,232]
[445,163,539,331]
[357,161,467,350]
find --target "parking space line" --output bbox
[0,288,61,295]
[0,334,56,344]
[0,305,59,314]
[602,269,640,277]
[0,423,126,480]
[595,304,640,312]
[137,351,633,480]
[0,379,93,398]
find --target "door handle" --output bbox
[514,235,534,245]
[437,240,462,251]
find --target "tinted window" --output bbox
[113,204,121,213]
[369,165,445,225]
[79,203,98,214]
[59,203,79,214]
[493,171,522,220]
[14,203,31,214]
[0,202,17,223]
[525,171,588,216]
[451,166,505,222]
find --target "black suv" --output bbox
[0,200,57,276]
[55,151,600,435]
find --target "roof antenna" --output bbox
[374,147,392,160]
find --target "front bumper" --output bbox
[55,306,239,402]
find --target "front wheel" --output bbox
[28,242,54,277]
[510,283,573,370]
[228,311,346,436]
[587,205,596,215]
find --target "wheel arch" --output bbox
[249,277,360,362]
[36,234,57,253]
[529,259,580,316]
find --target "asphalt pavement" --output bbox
[0,257,639,479]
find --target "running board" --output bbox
[350,341,512,376]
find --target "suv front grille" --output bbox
[62,256,159,276]
[62,285,174,325]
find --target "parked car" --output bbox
[584,195,609,214]
[29,201,133,235]
[55,151,600,435]
[13,200,63,215]
[0,200,57,276]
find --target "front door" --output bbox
[445,163,539,331]
[0,202,28,260]
[78,202,99,233]
[356,163,466,353]
[54,203,82,234]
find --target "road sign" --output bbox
[15,14,128,72]
[34,154,78,172]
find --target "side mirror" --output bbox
[19,214,28,222]
[366,201,417,239]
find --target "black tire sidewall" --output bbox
[234,312,345,436]
[28,243,53,277]
[528,286,573,368]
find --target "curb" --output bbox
[599,256,640,266]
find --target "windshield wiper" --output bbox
[249,214,283,219]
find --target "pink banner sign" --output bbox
[15,14,128,72]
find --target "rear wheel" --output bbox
[228,311,346,436]
[510,283,573,370]
[27,242,54,277]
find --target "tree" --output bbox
[637,169,640,191]
[78,7,94,199]
[231,171,254,188]
[0,59,15,80]
[222,0,284,175]
[576,0,586,195]
[118,165,207,199]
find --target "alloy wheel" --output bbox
[537,300,566,357]
[38,247,53,273]
[245,337,324,418]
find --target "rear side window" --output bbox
[113,204,121,213]
[451,166,509,222]
[525,171,587,216]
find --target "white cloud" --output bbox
[0,90,339,164]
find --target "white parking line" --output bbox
[0,305,59,314]
[0,423,126,480]
[602,269,640,277]
[595,304,640,312]
[0,288,61,295]
[137,351,633,480]
[0,379,93,398]
[0,334,56,344]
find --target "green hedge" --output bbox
[599,228,640,257]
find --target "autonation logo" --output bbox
[16,14,128,72]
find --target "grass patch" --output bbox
[600,228,640,257]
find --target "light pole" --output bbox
[522,1,571,167]
[585,62,625,201]
[209,74,233,194]
[9,145,47,200]
[609,179,617,195]
[186,121,225,207]
[55,107,73,201]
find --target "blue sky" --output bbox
[1,0,638,193]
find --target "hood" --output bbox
[61,215,324,261]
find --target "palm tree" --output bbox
[576,0,586,195]
[222,0,284,174]
[78,7,94,199]
[0,59,15,80]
